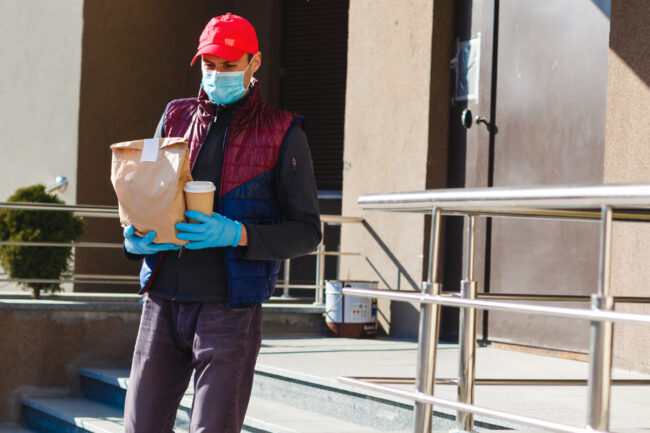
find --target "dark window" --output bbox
[280,0,349,191]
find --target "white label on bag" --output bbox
[140,138,159,162]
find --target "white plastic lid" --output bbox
[184,181,216,193]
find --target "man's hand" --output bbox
[123,225,181,255]
[175,210,243,250]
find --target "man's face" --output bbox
[201,52,262,88]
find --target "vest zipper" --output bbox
[173,111,217,299]
[189,111,217,172]
[220,124,232,308]
[180,111,217,259]
[219,124,229,213]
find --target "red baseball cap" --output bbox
[190,13,258,66]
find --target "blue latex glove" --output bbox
[175,210,242,250]
[123,225,181,255]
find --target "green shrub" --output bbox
[0,184,85,298]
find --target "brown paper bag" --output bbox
[110,137,192,245]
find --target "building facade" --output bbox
[0,0,648,370]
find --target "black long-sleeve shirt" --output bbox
[123,96,322,302]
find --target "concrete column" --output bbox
[602,0,650,373]
[339,0,452,337]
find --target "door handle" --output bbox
[461,109,497,133]
[476,116,490,128]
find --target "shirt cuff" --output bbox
[123,244,146,262]
[233,223,253,259]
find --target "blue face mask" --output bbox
[201,57,254,105]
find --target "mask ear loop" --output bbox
[245,54,255,71]
[245,54,255,89]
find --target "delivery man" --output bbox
[121,13,322,433]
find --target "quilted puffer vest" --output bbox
[138,78,304,307]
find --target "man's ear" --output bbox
[251,51,262,74]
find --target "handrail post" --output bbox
[282,259,291,298]
[314,221,326,305]
[414,207,443,433]
[457,215,477,432]
[587,205,614,430]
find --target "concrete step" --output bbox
[1,294,327,337]
[23,397,124,433]
[25,345,512,433]
[242,395,409,433]
[21,394,408,433]
[0,424,37,433]
[78,357,515,432]
[251,364,419,431]
[261,302,328,336]
[79,367,130,409]
[266,295,315,304]
[78,367,414,432]
[22,396,195,433]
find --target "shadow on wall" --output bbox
[358,220,421,340]
[608,0,648,87]
[588,0,649,90]
[389,302,420,341]
[590,0,610,18]
[361,220,419,292]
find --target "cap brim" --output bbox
[190,43,246,65]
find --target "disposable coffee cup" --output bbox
[184,181,216,223]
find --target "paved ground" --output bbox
[256,336,650,431]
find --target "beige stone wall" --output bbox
[0,302,141,422]
[340,0,437,337]
[602,0,650,373]
[0,1,83,205]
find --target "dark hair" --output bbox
[247,53,253,62]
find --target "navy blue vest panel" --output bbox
[220,169,283,305]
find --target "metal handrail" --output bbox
[337,184,650,433]
[0,201,120,218]
[0,202,363,303]
[342,287,650,326]
[0,201,416,303]
[341,376,650,386]
[0,241,124,248]
[337,376,605,433]
[0,278,138,285]
[0,202,364,222]
[357,184,650,212]
[463,293,650,303]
